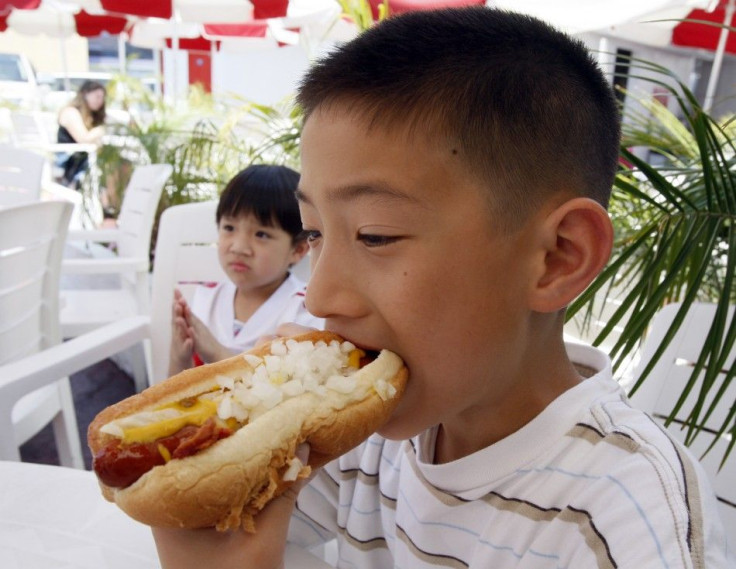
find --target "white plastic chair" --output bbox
[59,163,173,391]
[0,144,45,207]
[9,111,100,227]
[0,142,85,227]
[9,111,98,171]
[0,201,83,467]
[628,302,736,541]
[147,200,226,384]
[9,111,97,183]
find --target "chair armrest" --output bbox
[18,142,97,155]
[41,181,83,206]
[67,228,122,243]
[44,142,98,154]
[0,316,150,403]
[62,256,149,274]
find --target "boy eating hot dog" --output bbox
[152,7,733,568]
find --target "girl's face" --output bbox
[217,212,306,296]
[84,88,105,111]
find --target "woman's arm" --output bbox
[58,106,105,144]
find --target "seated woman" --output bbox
[56,80,106,189]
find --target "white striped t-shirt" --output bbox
[290,342,733,568]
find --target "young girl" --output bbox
[168,164,323,375]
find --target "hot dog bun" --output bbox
[88,331,407,532]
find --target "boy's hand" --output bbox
[151,445,312,569]
[169,288,194,375]
[187,309,233,364]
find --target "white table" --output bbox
[0,461,333,569]
[0,461,159,569]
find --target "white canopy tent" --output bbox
[490,0,734,111]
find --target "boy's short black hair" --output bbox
[297,7,621,229]
[216,164,304,242]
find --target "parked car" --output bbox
[0,52,41,109]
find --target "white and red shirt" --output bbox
[190,274,323,356]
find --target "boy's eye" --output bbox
[357,233,400,248]
[255,230,272,239]
[304,230,322,245]
[221,224,234,232]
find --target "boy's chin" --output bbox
[375,411,423,442]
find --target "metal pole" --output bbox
[704,0,735,111]
[118,33,127,75]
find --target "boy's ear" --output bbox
[528,197,613,313]
[289,239,309,266]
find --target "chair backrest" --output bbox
[628,302,736,539]
[115,163,173,259]
[0,201,73,364]
[149,200,225,383]
[9,112,52,148]
[0,144,46,207]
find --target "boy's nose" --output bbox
[231,235,253,255]
[305,246,366,320]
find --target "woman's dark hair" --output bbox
[71,80,107,127]
[216,164,304,242]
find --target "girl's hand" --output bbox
[168,289,194,375]
[188,309,233,364]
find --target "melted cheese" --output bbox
[118,399,218,444]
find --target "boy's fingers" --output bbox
[153,446,312,569]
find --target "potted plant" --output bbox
[566,57,736,464]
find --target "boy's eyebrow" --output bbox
[295,183,419,205]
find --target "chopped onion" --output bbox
[243,354,262,367]
[282,457,303,481]
[216,374,234,391]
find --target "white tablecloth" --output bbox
[0,461,334,569]
[0,461,159,569]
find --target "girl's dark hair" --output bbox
[216,164,304,242]
[71,80,106,127]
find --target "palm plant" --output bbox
[85,77,304,259]
[566,57,736,465]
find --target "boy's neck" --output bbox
[432,334,584,465]
[232,274,289,322]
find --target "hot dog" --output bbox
[88,331,407,532]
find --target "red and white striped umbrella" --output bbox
[368,0,485,17]
[0,1,129,37]
[0,1,291,39]
[128,0,340,52]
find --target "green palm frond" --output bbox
[567,55,736,465]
